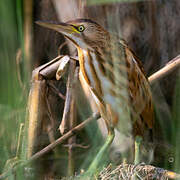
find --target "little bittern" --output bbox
[36,19,154,173]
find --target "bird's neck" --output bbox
[77,47,91,85]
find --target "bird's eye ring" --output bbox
[78,25,85,32]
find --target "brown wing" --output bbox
[124,46,154,136]
[119,39,146,77]
[83,35,154,136]
[93,35,154,136]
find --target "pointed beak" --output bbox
[36,21,75,35]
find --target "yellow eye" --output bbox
[78,25,85,32]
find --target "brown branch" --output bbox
[148,55,180,84]
[47,81,66,100]
[38,55,66,79]
[28,113,100,163]
[45,86,56,128]
[0,113,100,180]
[63,143,89,149]
[32,55,78,80]
[59,60,76,134]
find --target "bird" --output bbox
[36,19,154,174]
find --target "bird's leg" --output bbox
[134,135,143,164]
[86,127,115,176]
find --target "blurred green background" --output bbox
[0,0,26,172]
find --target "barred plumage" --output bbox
[77,31,153,137]
[36,18,154,173]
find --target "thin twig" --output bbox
[45,86,55,128]
[59,60,76,135]
[64,143,89,149]
[148,55,180,84]
[48,81,66,100]
[38,55,78,80]
[29,113,100,161]
[0,113,100,180]
[38,55,65,79]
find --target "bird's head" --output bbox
[36,19,110,51]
